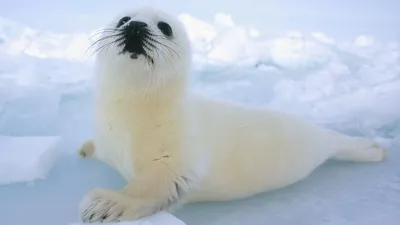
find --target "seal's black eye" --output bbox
[157,21,172,37]
[117,16,131,28]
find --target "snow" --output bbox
[0,136,61,185]
[69,212,186,225]
[0,6,399,225]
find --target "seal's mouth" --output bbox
[130,53,138,59]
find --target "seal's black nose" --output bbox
[126,21,148,36]
[120,21,149,59]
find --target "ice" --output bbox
[0,7,400,225]
[0,136,62,185]
[69,212,186,225]
[0,17,94,61]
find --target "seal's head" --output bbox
[92,7,192,90]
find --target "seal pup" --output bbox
[78,6,387,222]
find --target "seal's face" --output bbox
[92,7,191,86]
[115,17,172,63]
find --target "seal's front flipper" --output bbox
[78,139,95,158]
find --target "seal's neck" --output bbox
[96,74,187,109]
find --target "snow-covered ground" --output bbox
[0,4,399,225]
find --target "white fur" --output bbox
[78,6,387,222]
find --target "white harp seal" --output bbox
[77,6,387,222]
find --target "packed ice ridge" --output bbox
[0,10,399,225]
[0,136,61,185]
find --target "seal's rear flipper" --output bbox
[331,137,387,162]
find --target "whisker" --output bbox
[85,33,124,56]
[149,38,180,59]
[143,42,166,65]
[86,37,123,59]
[89,29,119,39]
[90,33,124,47]
[147,32,181,47]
